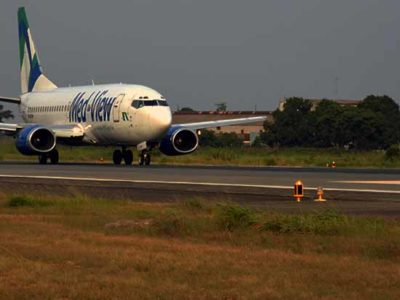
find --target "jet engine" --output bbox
[159,127,199,156]
[16,125,56,155]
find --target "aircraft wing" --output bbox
[45,124,86,138]
[174,116,267,130]
[0,96,21,104]
[0,123,20,132]
[0,122,85,138]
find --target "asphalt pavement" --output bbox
[0,162,399,216]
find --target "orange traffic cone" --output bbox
[314,187,327,202]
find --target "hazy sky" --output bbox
[1,0,399,116]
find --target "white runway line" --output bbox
[0,174,400,195]
[335,180,400,185]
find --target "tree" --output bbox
[313,100,343,147]
[178,107,195,112]
[336,107,383,149]
[357,95,400,148]
[199,129,218,147]
[0,105,14,123]
[215,102,227,112]
[263,97,314,147]
[215,132,243,147]
[199,129,243,147]
[262,95,399,150]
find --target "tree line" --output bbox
[260,95,400,150]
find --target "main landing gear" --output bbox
[38,149,59,165]
[112,148,151,166]
[113,148,133,165]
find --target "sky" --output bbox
[1,0,400,118]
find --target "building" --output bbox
[278,98,362,111]
[173,111,272,144]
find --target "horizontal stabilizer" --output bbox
[0,96,21,104]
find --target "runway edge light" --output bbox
[314,186,327,202]
[293,180,304,202]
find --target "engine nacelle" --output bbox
[16,125,56,155]
[159,127,199,156]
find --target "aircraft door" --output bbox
[113,94,125,122]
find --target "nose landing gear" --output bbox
[139,151,151,166]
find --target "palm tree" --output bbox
[0,105,14,122]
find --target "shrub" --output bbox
[184,198,204,210]
[263,157,276,166]
[210,148,239,162]
[385,144,400,161]
[262,210,345,235]
[8,196,51,207]
[215,203,256,231]
[199,130,243,148]
[151,211,188,236]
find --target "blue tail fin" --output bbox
[18,7,57,93]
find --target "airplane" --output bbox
[0,7,266,166]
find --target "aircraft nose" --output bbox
[156,108,172,129]
[149,108,172,137]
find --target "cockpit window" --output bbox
[132,100,144,109]
[132,99,169,108]
[143,100,158,106]
[157,100,169,106]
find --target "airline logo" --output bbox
[18,7,42,93]
[122,112,129,121]
[69,90,117,123]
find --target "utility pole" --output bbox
[334,76,339,98]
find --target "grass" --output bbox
[215,203,256,231]
[0,193,399,299]
[1,136,400,168]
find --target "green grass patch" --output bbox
[2,136,400,167]
[1,193,400,261]
[8,196,53,208]
[263,209,346,235]
[215,203,256,231]
[183,198,206,211]
[262,209,388,236]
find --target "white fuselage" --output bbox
[19,83,172,146]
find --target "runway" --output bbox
[0,162,399,216]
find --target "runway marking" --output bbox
[335,180,400,185]
[0,174,400,195]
